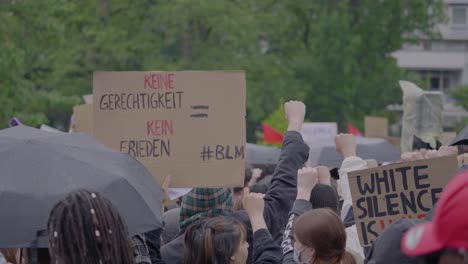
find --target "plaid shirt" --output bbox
[130,234,151,264]
[179,188,233,230]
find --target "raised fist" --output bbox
[297,167,318,195]
[335,133,357,158]
[284,101,305,131]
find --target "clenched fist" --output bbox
[297,167,318,200]
[284,101,305,132]
[335,133,357,158]
[242,187,265,219]
[317,166,331,186]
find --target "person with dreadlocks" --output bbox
[47,189,149,264]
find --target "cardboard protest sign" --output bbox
[73,104,94,135]
[365,116,388,138]
[83,94,93,104]
[348,155,459,246]
[302,122,337,142]
[93,71,246,187]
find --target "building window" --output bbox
[430,76,440,90]
[452,7,467,25]
[417,70,458,91]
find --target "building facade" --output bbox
[392,0,468,128]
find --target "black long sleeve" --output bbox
[263,131,310,244]
[252,229,282,264]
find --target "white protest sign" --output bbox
[302,122,337,142]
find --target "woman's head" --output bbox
[47,189,135,264]
[294,208,355,264]
[184,216,248,264]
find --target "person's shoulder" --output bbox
[162,234,184,248]
[161,234,184,260]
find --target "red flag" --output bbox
[347,122,363,136]
[261,122,284,144]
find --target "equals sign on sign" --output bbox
[190,105,209,118]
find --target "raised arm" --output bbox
[335,134,367,221]
[243,188,282,264]
[262,101,310,243]
[281,167,318,264]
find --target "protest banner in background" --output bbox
[348,155,459,246]
[93,71,246,187]
[73,104,94,135]
[302,122,337,142]
[365,116,388,138]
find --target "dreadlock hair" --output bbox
[47,189,135,264]
[183,216,246,264]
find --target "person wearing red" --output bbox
[401,170,468,264]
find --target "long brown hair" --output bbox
[183,216,246,264]
[294,208,356,264]
[1,249,17,263]
[47,189,135,264]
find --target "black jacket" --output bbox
[281,199,312,264]
[261,131,310,244]
[252,229,283,264]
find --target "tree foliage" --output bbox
[0,0,444,140]
[454,86,468,110]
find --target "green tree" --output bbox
[279,0,444,127]
[0,0,444,141]
[453,85,468,110]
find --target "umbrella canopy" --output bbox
[246,143,280,166]
[307,137,401,168]
[451,124,468,146]
[0,126,163,248]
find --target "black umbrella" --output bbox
[246,143,280,174]
[307,137,401,168]
[451,124,468,146]
[0,126,163,248]
[246,143,280,166]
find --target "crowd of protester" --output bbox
[1,100,467,264]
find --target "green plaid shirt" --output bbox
[179,188,233,230]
